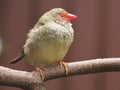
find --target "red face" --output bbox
[57,10,77,22]
[60,11,77,21]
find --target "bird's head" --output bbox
[36,8,77,26]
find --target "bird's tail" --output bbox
[10,52,25,64]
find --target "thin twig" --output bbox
[0,58,120,89]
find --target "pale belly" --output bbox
[24,38,72,67]
[24,22,74,67]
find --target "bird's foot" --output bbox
[58,61,69,75]
[35,66,46,80]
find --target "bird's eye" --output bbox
[61,15,64,18]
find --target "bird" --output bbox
[10,8,77,79]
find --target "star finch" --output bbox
[10,8,77,78]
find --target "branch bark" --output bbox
[0,58,120,90]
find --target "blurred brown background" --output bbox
[0,0,120,90]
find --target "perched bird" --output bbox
[10,8,77,79]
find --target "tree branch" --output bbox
[0,58,120,89]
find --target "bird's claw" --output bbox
[59,61,69,75]
[35,66,45,80]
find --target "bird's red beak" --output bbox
[66,13,77,21]
[62,11,77,21]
